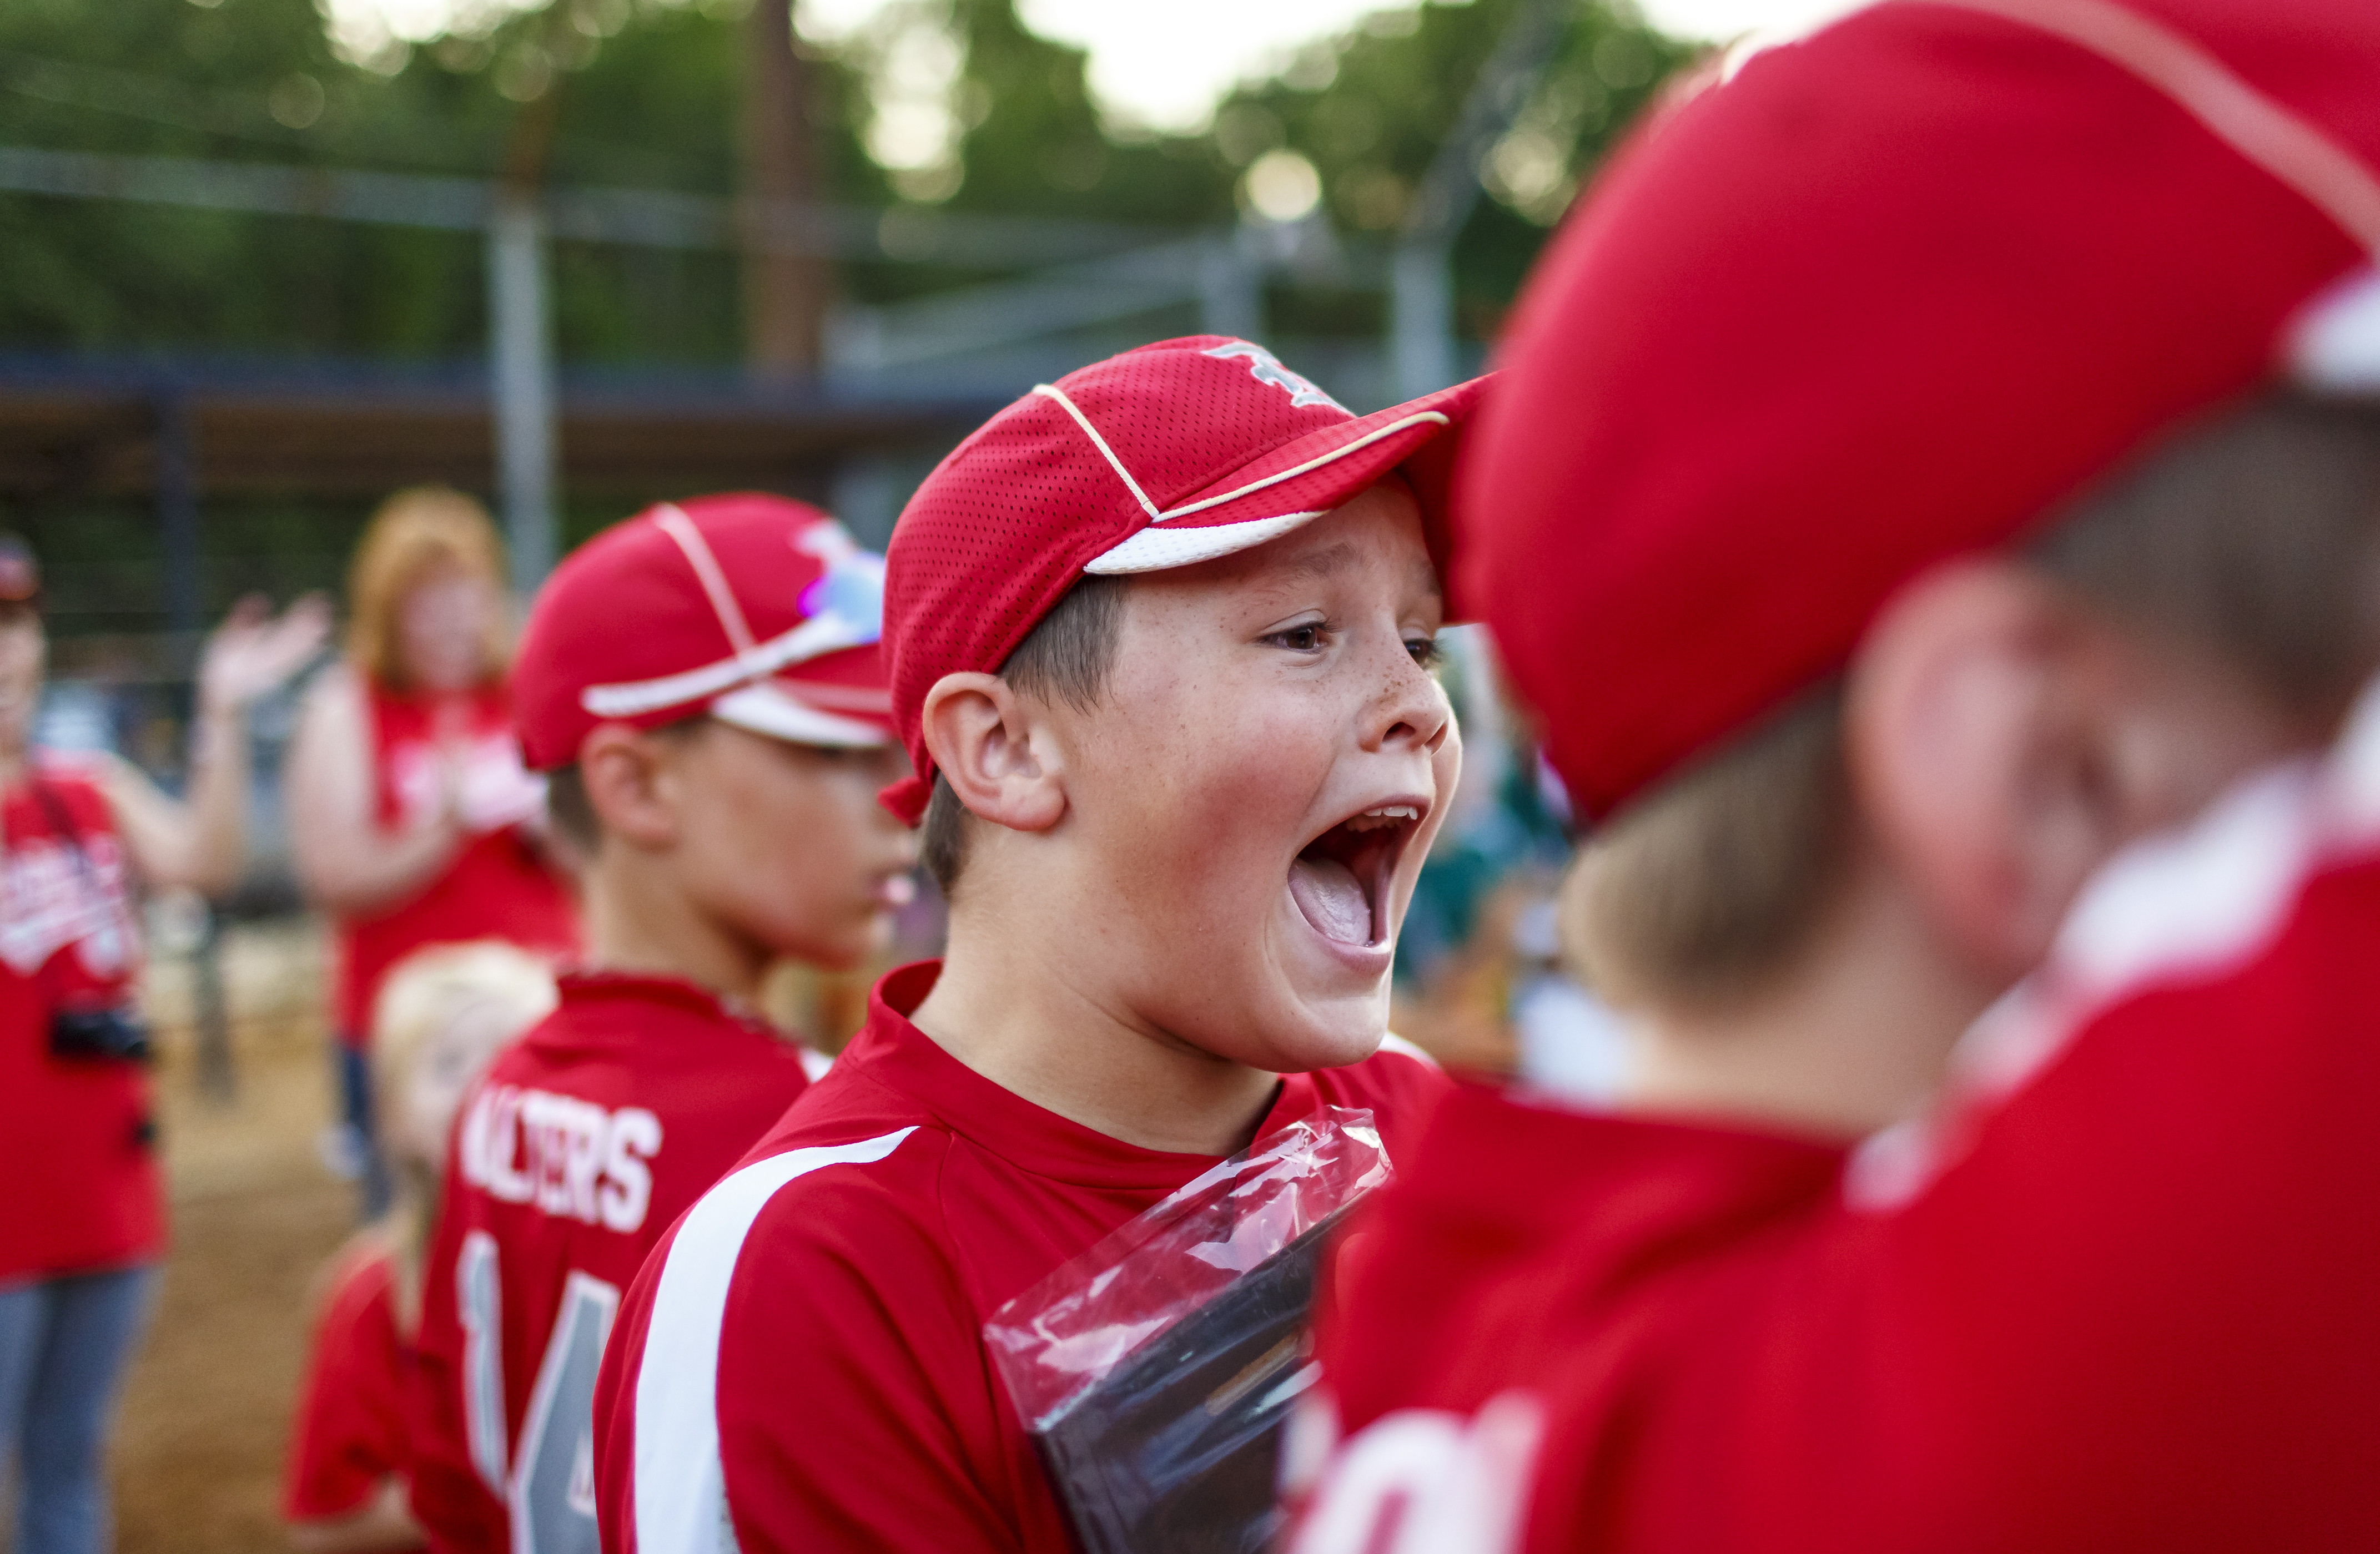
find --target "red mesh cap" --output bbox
[514,492,892,770]
[1462,0,2380,821]
[878,335,1487,824]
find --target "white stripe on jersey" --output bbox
[630,1128,917,1554]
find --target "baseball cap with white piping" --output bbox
[876,335,1488,824]
[512,492,893,771]
[1462,0,2380,821]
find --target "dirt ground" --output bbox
[109,919,353,1554]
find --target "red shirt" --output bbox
[335,678,578,1043]
[1294,731,2380,1552]
[410,972,818,1554]
[592,959,1450,1554]
[0,762,162,1281]
[285,1237,415,1524]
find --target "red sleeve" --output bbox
[408,1138,512,1553]
[284,1247,408,1522]
[596,1131,1048,1554]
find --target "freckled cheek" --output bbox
[1090,698,1329,924]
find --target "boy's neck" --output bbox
[579,845,768,1008]
[911,916,1283,1158]
[1622,851,2001,1140]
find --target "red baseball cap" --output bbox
[513,492,893,771]
[1462,0,2380,821]
[878,335,1488,824]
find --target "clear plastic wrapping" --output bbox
[984,1108,1391,1554]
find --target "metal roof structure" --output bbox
[0,351,1004,501]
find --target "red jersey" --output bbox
[0,761,162,1281]
[335,678,578,1043]
[285,1237,415,1523]
[410,972,819,1554]
[591,959,1450,1554]
[1294,713,2380,1552]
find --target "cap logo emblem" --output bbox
[795,524,886,648]
[1204,340,1349,415]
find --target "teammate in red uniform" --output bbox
[285,942,556,1553]
[406,495,914,1554]
[1289,3,2380,1551]
[592,337,1482,1554]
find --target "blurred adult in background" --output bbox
[288,490,578,1219]
[282,940,556,1554]
[0,533,328,1554]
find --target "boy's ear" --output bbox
[1845,559,2119,982]
[577,722,688,851]
[920,672,1068,835]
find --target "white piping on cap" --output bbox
[579,611,872,719]
[650,504,762,658]
[1933,0,2380,387]
[1939,0,2380,250]
[1033,378,1455,574]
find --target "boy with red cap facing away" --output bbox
[591,337,1481,1554]
[1287,3,2380,1552]
[406,494,914,1554]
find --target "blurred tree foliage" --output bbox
[1210,0,1692,337]
[0,0,879,358]
[1,0,1689,357]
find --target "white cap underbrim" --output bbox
[2289,265,2380,393]
[1081,511,1324,574]
[710,681,893,749]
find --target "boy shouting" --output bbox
[593,339,1481,1553]
[407,495,914,1554]
[1290,3,2380,1551]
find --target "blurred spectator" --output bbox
[0,532,326,1554]
[283,941,556,1554]
[286,491,578,1219]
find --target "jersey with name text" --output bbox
[410,971,821,1554]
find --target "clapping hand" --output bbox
[199,593,335,715]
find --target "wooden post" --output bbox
[743,0,831,376]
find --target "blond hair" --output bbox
[1569,392,2380,1011]
[369,940,557,1330]
[346,487,512,690]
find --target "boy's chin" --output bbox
[1242,992,1393,1075]
[761,913,887,976]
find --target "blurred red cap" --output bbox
[1462,0,2380,820]
[878,335,1487,824]
[513,492,892,771]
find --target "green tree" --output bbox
[1213,0,1693,338]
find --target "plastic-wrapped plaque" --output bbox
[983,1110,1391,1554]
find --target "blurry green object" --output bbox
[1,0,1691,363]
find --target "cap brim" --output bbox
[710,680,894,749]
[1081,376,1488,576]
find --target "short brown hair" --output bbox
[920,574,1127,898]
[346,487,511,690]
[1569,392,2380,1010]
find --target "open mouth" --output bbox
[1287,801,1425,950]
